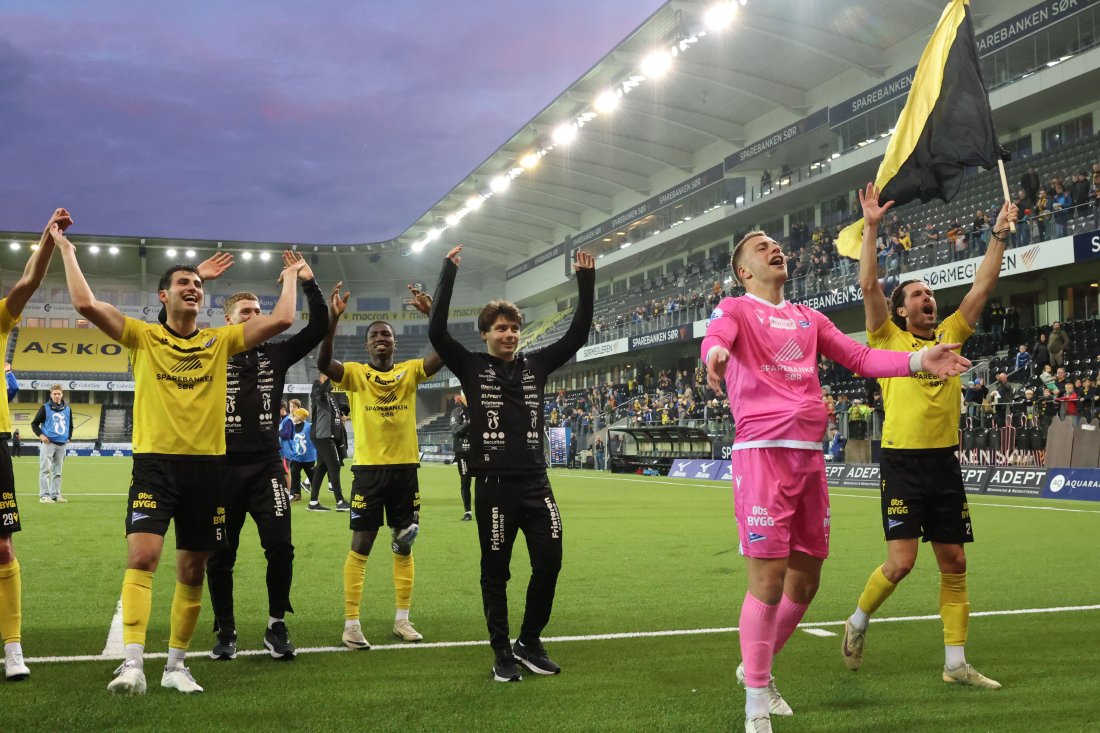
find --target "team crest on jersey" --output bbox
[798,320,811,328]
[710,307,723,320]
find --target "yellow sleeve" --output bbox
[0,299,18,335]
[413,359,428,384]
[867,317,901,349]
[942,311,975,348]
[223,323,247,355]
[119,316,146,349]
[336,362,367,392]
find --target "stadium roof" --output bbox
[392,0,981,275]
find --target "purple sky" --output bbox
[0,1,662,244]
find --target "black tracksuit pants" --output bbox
[474,472,562,653]
[206,457,294,633]
[309,438,345,503]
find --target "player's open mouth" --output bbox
[769,255,784,266]
[922,304,934,315]
[183,294,199,304]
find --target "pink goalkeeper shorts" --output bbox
[730,447,830,559]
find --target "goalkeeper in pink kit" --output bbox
[701,231,970,733]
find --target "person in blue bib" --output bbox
[280,408,317,502]
[31,384,73,503]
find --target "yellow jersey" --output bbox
[338,359,427,467]
[0,300,19,434]
[869,310,972,450]
[121,318,246,455]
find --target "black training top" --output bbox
[428,259,594,476]
[225,278,328,461]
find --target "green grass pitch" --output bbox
[3,457,1099,732]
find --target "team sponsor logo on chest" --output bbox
[753,309,796,330]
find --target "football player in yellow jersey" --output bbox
[0,208,73,682]
[55,227,303,695]
[841,184,1016,689]
[316,283,443,648]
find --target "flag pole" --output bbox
[996,159,1016,233]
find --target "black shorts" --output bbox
[349,466,419,532]
[126,455,227,552]
[879,449,973,545]
[0,439,19,535]
[223,456,291,534]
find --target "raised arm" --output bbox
[857,184,893,333]
[55,227,126,341]
[814,310,970,379]
[6,209,72,316]
[315,281,347,383]
[428,246,474,366]
[958,202,1018,327]
[534,250,595,372]
[277,251,329,363]
[405,283,443,377]
[240,250,300,349]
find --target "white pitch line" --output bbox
[101,598,124,657]
[25,603,1100,665]
[801,628,836,637]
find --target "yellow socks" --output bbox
[0,560,22,644]
[393,553,415,613]
[851,565,898,630]
[167,582,203,651]
[940,572,969,647]
[121,568,155,647]
[343,551,368,621]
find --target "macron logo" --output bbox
[754,309,768,324]
[773,339,804,362]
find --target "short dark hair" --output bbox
[729,230,767,285]
[889,279,921,330]
[366,321,394,336]
[478,300,523,333]
[158,265,201,293]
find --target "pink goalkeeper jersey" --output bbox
[701,294,913,450]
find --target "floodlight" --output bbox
[166,248,177,257]
[552,123,577,145]
[259,252,271,261]
[705,2,738,32]
[490,175,510,193]
[594,90,620,114]
[109,246,120,255]
[185,249,196,258]
[242,251,253,261]
[8,242,18,251]
[640,49,673,78]
[89,245,101,254]
[467,195,484,210]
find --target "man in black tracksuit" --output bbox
[451,394,473,521]
[308,374,348,511]
[205,253,328,661]
[429,244,594,682]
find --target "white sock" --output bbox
[850,607,870,632]
[166,647,186,671]
[344,619,360,630]
[124,643,144,667]
[745,686,770,718]
[395,608,410,622]
[945,645,966,669]
[4,641,23,657]
[268,616,282,629]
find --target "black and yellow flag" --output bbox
[836,0,1003,258]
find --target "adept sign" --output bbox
[983,467,1047,497]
